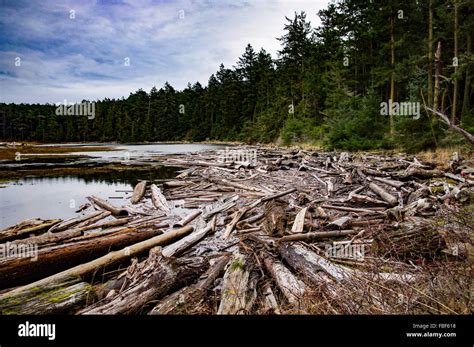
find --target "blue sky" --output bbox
[0,0,327,103]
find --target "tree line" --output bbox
[1,0,473,152]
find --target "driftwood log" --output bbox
[80,249,208,314]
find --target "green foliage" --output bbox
[280,117,319,146]
[324,92,391,151]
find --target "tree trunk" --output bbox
[262,253,307,305]
[217,254,250,314]
[150,184,171,213]
[452,0,459,123]
[149,255,229,314]
[462,33,471,118]
[0,278,93,315]
[390,15,396,136]
[0,219,61,243]
[80,251,208,314]
[0,226,193,291]
[87,195,129,216]
[130,181,146,204]
[427,0,433,107]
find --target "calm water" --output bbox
[0,143,225,228]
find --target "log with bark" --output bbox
[0,226,193,292]
[149,255,229,314]
[0,219,61,243]
[217,254,250,314]
[80,249,208,314]
[0,278,93,315]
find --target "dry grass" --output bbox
[415,147,472,170]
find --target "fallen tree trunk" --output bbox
[150,184,171,213]
[290,207,307,234]
[222,206,249,239]
[0,226,193,293]
[162,222,212,257]
[368,182,398,206]
[278,229,359,243]
[173,210,202,227]
[0,278,93,315]
[262,253,307,305]
[130,181,147,204]
[149,255,229,314]
[426,107,474,146]
[0,219,61,243]
[202,196,239,220]
[80,251,208,314]
[262,284,281,314]
[48,211,105,233]
[279,243,351,283]
[87,195,129,216]
[217,254,250,314]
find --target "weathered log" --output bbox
[87,195,129,216]
[149,255,229,314]
[130,181,147,204]
[328,216,353,229]
[222,206,250,239]
[403,166,443,179]
[0,226,193,292]
[173,210,202,227]
[290,207,307,234]
[80,251,208,314]
[71,211,111,230]
[261,187,297,202]
[8,229,82,248]
[202,196,238,220]
[217,254,250,314]
[373,177,405,188]
[162,222,212,257]
[150,184,171,213]
[48,211,105,233]
[279,243,351,283]
[0,278,93,315]
[320,204,385,215]
[163,180,192,188]
[350,193,389,206]
[9,213,123,248]
[278,229,359,243]
[262,253,307,305]
[236,212,265,229]
[280,243,415,284]
[0,219,61,243]
[262,284,281,314]
[368,182,398,206]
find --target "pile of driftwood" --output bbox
[0,146,472,314]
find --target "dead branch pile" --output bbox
[0,146,472,314]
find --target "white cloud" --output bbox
[0,0,329,103]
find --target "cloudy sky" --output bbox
[0,0,328,104]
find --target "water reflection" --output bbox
[0,167,179,229]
